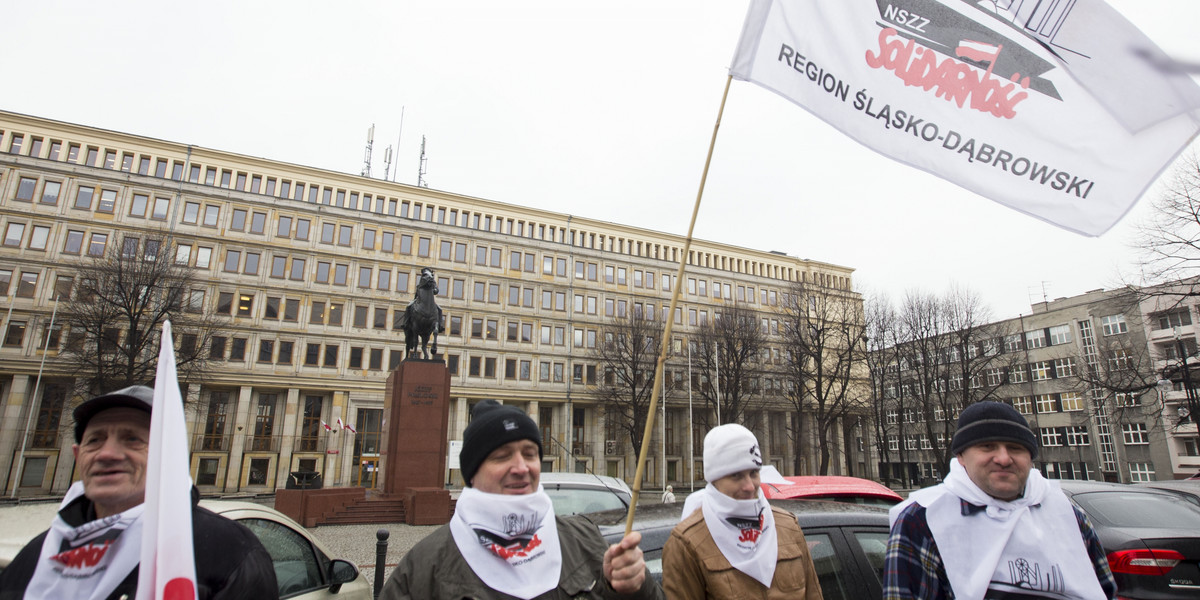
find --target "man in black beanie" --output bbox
[381,400,662,599]
[883,401,1116,600]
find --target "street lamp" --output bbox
[1169,328,1200,435]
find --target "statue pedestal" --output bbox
[381,359,452,524]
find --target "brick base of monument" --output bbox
[380,359,453,525]
[405,487,452,525]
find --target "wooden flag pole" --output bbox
[625,74,733,535]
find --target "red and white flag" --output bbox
[322,420,334,432]
[729,0,1200,236]
[136,320,198,600]
[343,421,358,434]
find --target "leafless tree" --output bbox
[590,311,673,458]
[780,282,869,475]
[690,303,769,430]
[873,288,1013,482]
[1136,152,1200,296]
[58,233,226,400]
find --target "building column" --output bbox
[0,375,32,494]
[274,388,300,490]
[222,386,254,492]
[327,390,348,486]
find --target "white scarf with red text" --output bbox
[25,481,145,600]
[701,482,778,588]
[449,485,562,599]
[896,460,1105,600]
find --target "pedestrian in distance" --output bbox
[661,486,675,504]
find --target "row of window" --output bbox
[4,131,829,285]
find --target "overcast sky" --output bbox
[4,1,1198,320]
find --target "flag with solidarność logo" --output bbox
[729,0,1200,236]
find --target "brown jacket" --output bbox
[662,505,824,600]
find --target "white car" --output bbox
[539,472,633,516]
[0,499,371,600]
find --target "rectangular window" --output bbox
[289,258,306,281]
[1065,426,1090,447]
[1035,394,1057,414]
[1040,429,1063,447]
[1030,361,1052,381]
[1100,314,1127,336]
[130,193,148,217]
[230,209,247,231]
[1059,392,1084,412]
[73,186,95,210]
[1011,397,1032,414]
[284,299,299,322]
[1053,357,1076,378]
[1128,462,1154,482]
[1048,324,1072,345]
[1122,423,1149,445]
[1025,330,1046,349]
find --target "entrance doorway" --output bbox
[356,455,380,489]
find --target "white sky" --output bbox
[3,0,1198,320]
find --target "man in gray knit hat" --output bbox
[381,400,662,599]
[883,401,1116,600]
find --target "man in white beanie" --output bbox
[661,424,823,599]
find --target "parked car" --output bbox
[0,500,371,600]
[1134,479,1200,507]
[1057,480,1200,599]
[540,472,633,516]
[588,499,890,600]
[761,475,903,507]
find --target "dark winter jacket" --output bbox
[381,514,663,600]
[0,489,278,600]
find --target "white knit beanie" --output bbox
[703,424,763,482]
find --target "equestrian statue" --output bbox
[399,267,444,359]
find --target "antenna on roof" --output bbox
[361,124,374,178]
[417,135,429,188]
[383,145,393,182]
[391,106,405,183]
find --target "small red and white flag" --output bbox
[136,320,198,600]
[343,421,358,434]
[322,420,334,432]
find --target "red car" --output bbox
[761,475,903,507]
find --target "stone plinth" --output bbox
[406,487,452,525]
[381,359,451,496]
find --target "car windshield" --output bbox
[1073,491,1200,528]
[545,488,627,515]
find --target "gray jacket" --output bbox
[381,515,662,600]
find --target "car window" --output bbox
[545,488,626,515]
[241,517,325,598]
[806,532,851,600]
[852,530,889,582]
[1072,492,1200,528]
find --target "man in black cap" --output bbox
[381,399,662,599]
[0,385,278,600]
[883,401,1116,600]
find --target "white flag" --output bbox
[136,320,198,600]
[730,0,1200,236]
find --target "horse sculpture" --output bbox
[399,268,443,359]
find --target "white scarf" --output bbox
[700,483,778,588]
[894,460,1106,600]
[25,481,145,600]
[449,485,562,599]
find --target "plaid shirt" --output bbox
[883,500,1117,600]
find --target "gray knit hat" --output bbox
[73,385,154,442]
